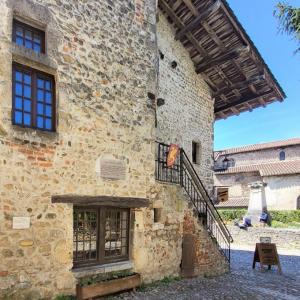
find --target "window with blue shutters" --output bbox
[12,64,55,131]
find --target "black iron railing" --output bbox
[155,142,233,263]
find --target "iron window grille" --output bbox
[12,63,56,131]
[73,207,130,268]
[13,19,45,53]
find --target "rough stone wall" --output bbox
[0,0,157,298]
[228,225,300,250]
[215,145,300,167]
[133,183,229,282]
[214,172,261,206]
[214,172,300,210]
[264,175,300,210]
[156,12,215,194]
[0,1,228,299]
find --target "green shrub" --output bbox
[54,295,76,300]
[217,209,300,226]
[269,210,300,223]
[217,209,247,222]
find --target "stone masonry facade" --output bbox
[0,0,227,299]
[214,141,300,210]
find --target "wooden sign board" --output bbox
[252,243,282,274]
[260,236,271,243]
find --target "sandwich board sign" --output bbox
[252,243,282,274]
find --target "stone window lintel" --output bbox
[12,43,57,76]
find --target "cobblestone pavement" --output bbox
[107,246,300,300]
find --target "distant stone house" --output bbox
[214,138,300,210]
[0,0,285,299]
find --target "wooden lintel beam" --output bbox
[52,195,150,208]
[196,46,249,73]
[214,91,274,113]
[175,0,221,40]
[213,74,265,97]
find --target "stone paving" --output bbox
[107,246,300,300]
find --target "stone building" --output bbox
[214,138,300,210]
[0,0,284,299]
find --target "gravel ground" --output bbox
[106,246,300,300]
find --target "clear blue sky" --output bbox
[214,0,300,150]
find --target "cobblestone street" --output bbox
[110,246,300,300]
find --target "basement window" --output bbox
[73,207,130,268]
[192,141,201,164]
[13,19,45,53]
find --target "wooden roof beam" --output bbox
[175,0,222,40]
[215,91,274,113]
[159,0,208,59]
[213,74,265,97]
[258,98,267,108]
[196,45,250,73]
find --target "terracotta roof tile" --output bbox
[215,138,300,156]
[215,160,300,177]
[216,197,249,208]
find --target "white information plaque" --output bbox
[13,217,30,229]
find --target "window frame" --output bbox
[73,206,131,269]
[279,150,286,161]
[192,141,201,164]
[12,63,56,132]
[12,19,46,54]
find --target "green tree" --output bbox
[274,2,300,52]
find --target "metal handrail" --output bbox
[155,142,233,262]
[181,149,233,243]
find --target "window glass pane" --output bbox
[37,103,44,115]
[33,33,40,43]
[45,118,52,130]
[37,89,44,102]
[23,113,31,126]
[45,105,52,117]
[37,79,44,88]
[15,71,22,82]
[15,83,22,96]
[37,116,44,129]
[14,111,22,124]
[25,40,33,49]
[45,92,52,104]
[16,26,23,36]
[24,99,31,112]
[73,209,98,264]
[15,97,22,110]
[25,30,32,39]
[24,86,31,98]
[34,43,41,53]
[16,36,24,46]
[105,209,127,258]
[45,81,51,91]
[24,74,31,84]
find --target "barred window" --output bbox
[73,207,130,268]
[13,20,45,53]
[12,64,55,131]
